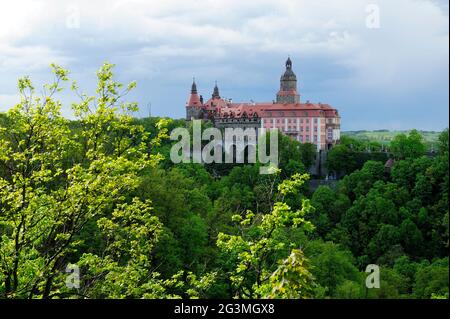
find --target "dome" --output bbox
[280,56,297,81]
[276,57,300,103]
[281,68,297,81]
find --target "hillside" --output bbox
[343,130,442,149]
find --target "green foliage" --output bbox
[216,173,315,298]
[304,240,361,297]
[390,129,426,160]
[327,136,388,176]
[334,280,365,299]
[0,63,174,299]
[309,186,349,237]
[262,249,315,298]
[413,258,449,299]
[309,128,448,299]
[343,130,441,151]
[73,199,165,298]
[298,143,317,169]
[327,144,356,175]
[0,63,447,300]
[437,129,449,155]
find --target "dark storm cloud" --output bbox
[0,0,448,130]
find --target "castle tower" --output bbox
[276,57,300,104]
[212,81,220,99]
[186,78,203,120]
[187,78,201,106]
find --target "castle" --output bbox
[186,57,341,151]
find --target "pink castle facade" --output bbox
[186,58,341,151]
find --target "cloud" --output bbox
[0,0,448,130]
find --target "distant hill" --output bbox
[342,130,442,149]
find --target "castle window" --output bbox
[327,128,333,140]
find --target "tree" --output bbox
[413,258,449,299]
[285,159,306,178]
[393,255,420,293]
[1,62,448,300]
[391,156,433,189]
[366,267,408,299]
[339,135,366,151]
[310,186,335,237]
[326,144,357,176]
[216,173,316,298]
[367,225,401,262]
[304,240,361,297]
[299,143,317,169]
[390,130,426,160]
[399,219,423,256]
[340,182,401,260]
[437,128,448,155]
[276,134,305,177]
[335,280,365,299]
[338,161,386,201]
[73,199,163,298]
[0,63,174,298]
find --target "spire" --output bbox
[276,56,300,104]
[191,77,197,94]
[212,81,220,99]
[186,78,201,108]
[286,56,292,69]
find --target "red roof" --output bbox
[186,93,201,107]
[203,98,338,118]
[188,92,339,119]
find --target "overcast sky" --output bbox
[0,0,448,130]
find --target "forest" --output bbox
[0,63,448,299]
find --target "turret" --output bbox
[186,78,203,120]
[212,81,220,99]
[276,57,300,104]
[187,78,201,107]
